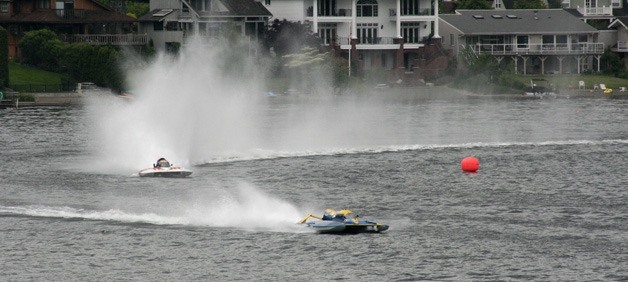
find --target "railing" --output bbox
[577,5,612,15]
[470,43,605,55]
[389,8,433,16]
[615,41,628,51]
[306,7,352,17]
[60,34,149,46]
[9,84,77,92]
[55,9,85,19]
[337,37,396,45]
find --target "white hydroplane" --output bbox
[138,158,192,178]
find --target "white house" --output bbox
[263,0,449,83]
[138,0,272,52]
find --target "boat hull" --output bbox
[138,167,192,178]
[306,221,389,234]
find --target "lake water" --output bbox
[1,89,626,280]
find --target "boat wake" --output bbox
[0,184,310,233]
[193,138,628,165]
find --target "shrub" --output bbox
[0,26,8,87]
[19,29,64,71]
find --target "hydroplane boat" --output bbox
[298,209,389,234]
[138,158,192,178]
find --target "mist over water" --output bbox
[86,39,265,172]
[85,38,405,173]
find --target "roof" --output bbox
[440,9,598,35]
[138,0,271,22]
[608,17,628,29]
[0,9,136,24]
[137,9,176,22]
[216,0,271,17]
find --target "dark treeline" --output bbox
[0,27,9,87]
[18,29,126,91]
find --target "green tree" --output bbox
[265,19,322,57]
[0,26,9,87]
[456,0,493,10]
[19,29,64,71]
[513,0,547,9]
[547,0,563,8]
[600,47,623,76]
[283,46,348,91]
[60,44,124,91]
[126,0,149,18]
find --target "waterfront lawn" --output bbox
[512,74,628,90]
[8,62,62,85]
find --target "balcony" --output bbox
[470,42,605,55]
[337,37,397,45]
[55,9,85,19]
[60,34,149,46]
[576,5,612,16]
[612,41,628,52]
[306,7,352,17]
[389,8,433,17]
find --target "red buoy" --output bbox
[461,157,479,172]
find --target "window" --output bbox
[401,0,420,15]
[1,3,8,12]
[265,0,270,5]
[36,0,50,9]
[153,22,164,31]
[401,22,420,43]
[318,0,336,16]
[449,34,454,46]
[517,36,528,49]
[318,23,337,45]
[357,23,378,44]
[357,0,378,17]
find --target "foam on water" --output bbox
[0,183,307,232]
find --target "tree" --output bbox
[0,26,9,87]
[547,0,563,8]
[265,19,322,57]
[600,48,623,76]
[282,46,348,91]
[455,0,493,10]
[126,0,149,18]
[19,29,64,71]
[513,0,547,9]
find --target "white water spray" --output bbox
[86,38,267,172]
[85,37,397,173]
[0,182,307,232]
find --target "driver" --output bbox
[154,158,171,168]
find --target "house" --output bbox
[439,9,604,75]
[263,0,450,84]
[562,0,620,20]
[608,16,628,65]
[137,0,272,53]
[0,0,144,58]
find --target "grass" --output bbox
[511,74,628,90]
[8,62,62,85]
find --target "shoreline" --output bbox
[0,92,83,108]
[2,86,627,109]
